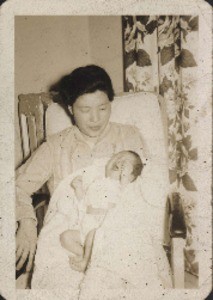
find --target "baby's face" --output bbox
[105,151,136,184]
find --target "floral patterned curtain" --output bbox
[122,16,198,278]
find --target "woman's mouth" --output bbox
[89,126,101,131]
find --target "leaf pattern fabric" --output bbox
[122,15,198,277]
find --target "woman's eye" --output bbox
[99,107,106,111]
[80,108,90,113]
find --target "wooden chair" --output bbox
[16,91,187,288]
[168,192,187,288]
[18,92,52,162]
[16,93,53,289]
[18,92,53,233]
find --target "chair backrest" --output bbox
[18,93,52,161]
[111,92,168,166]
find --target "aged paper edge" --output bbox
[0,0,212,299]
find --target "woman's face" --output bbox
[70,90,111,138]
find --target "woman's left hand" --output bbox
[69,256,87,273]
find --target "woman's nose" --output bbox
[89,109,99,123]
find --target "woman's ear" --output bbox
[68,106,73,115]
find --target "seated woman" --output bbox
[31,150,143,290]
[15,65,147,279]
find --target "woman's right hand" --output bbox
[69,256,87,273]
[16,219,37,272]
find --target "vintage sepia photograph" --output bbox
[0,1,212,299]
[15,14,199,293]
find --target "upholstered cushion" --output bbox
[46,103,72,136]
[110,92,168,164]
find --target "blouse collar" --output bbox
[73,123,111,147]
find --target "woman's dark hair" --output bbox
[56,65,115,107]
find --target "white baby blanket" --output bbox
[32,159,170,295]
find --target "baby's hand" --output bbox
[70,176,83,189]
[69,256,87,273]
[70,176,84,200]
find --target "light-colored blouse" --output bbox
[16,122,146,222]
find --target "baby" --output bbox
[60,150,143,272]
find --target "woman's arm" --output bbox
[83,229,96,265]
[69,203,109,272]
[60,230,84,257]
[16,142,53,221]
[16,141,53,271]
[69,229,96,272]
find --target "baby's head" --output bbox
[105,150,143,185]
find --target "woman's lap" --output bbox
[32,221,84,289]
[32,259,84,290]
[79,266,135,300]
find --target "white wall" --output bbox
[15,16,123,167]
[89,16,123,93]
[15,16,92,94]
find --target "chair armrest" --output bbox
[169,192,187,239]
[32,193,50,234]
[16,193,49,280]
[32,193,49,209]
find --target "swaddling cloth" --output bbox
[44,158,108,225]
[33,161,115,272]
[80,177,122,242]
[32,164,104,289]
[33,161,122,289]
[83,179,164,290]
